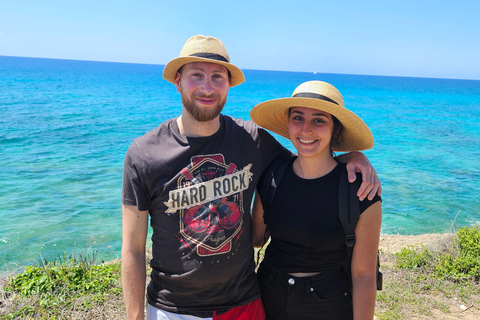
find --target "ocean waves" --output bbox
[1,55,480,273]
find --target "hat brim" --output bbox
[162,57,245,87]
[250,97,374,152]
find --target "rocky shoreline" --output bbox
[379,233,454,254]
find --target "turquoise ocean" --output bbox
[1,56,479,275]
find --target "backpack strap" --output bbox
[338,166,360,248]
[257,156,295,212]
[338,166,359,294]
[338,166,383,291]
[255,156,294,267]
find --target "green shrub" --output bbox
[396,246,433,269]
[7,262,120,297]
[395,226,480,282]
[4,257,121,318]
[436,226,480,281]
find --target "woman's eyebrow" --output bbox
[290,110,304,115]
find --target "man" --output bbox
[121,35,381,320]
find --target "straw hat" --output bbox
[162,35,245,87]
[250,81,374,152]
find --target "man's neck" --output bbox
[176,114,221,137]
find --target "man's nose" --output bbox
[201,77,215,93]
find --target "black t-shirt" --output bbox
[122,114,290,313]
[263,161,381,273]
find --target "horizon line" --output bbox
[1,54,479,82]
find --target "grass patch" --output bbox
[375,226,480,319]
[2,228,480,319]
[0,248,125,319]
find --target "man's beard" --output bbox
[181,92,227,122]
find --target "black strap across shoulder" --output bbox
[257,156,296,212]
[338,167,360,248]
[338,166,358,293]
[257,159,382,291]
[338,167,382,291]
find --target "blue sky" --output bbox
[1,0,479,80]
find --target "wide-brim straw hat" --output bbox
[250,81,374,152]
[163,35,245,87]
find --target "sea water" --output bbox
[1,56,479,274]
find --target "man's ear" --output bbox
[175,72,181,93]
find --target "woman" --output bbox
[250,81,382,320]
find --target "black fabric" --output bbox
[292,92,339,105]
[258,263,353,320]
[256,159,381,318]
[338,167,359,296]
[122,114,291,313]
[338,167,359,248]
[338,170,383,293]
[260,161,380,274]
[257,155,295,212]
[189,52,229,62]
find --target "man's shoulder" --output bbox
[221,114,260,134]
[132,118,176,144]
[125,119,177,159]
[221,115,283,150]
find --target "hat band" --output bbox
[189,52,229,63]
[293,92,339,105]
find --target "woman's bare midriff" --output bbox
[288,272,321,277]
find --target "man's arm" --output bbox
[336,152,382,201]
[122,204,149,320]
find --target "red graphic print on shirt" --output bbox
[164,154,252,257]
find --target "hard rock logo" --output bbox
[164,154,252,256]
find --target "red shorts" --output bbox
[147,298,265,320]
[214,298,265,320]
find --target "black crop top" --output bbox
[262,161,381,273]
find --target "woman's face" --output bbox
[288,107,334,159]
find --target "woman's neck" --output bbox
[292,154,338,179]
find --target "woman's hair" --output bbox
[331,115,344,151]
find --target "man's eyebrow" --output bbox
[186,67,204,72]
[186,67,228,73]
[211,68,229,74]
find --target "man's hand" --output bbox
[343,152,382,201]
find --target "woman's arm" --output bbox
[252,192,270,248]
[351,201,382,320]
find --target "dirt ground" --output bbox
[376,233,479,320]
[379,233,455,255]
